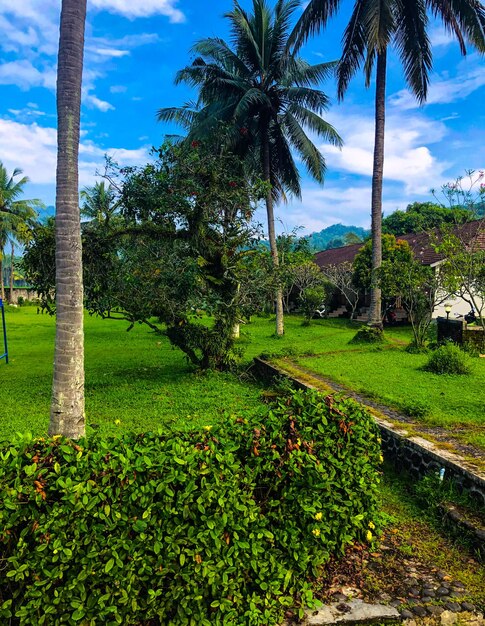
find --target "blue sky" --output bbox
[0,0,484,234]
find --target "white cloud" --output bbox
[390,60,485,110]
[429,25,456,48]
[0,117,150,188]
[89,0,185,22]
[92,48,130,58]
[84,94,115,112]
[319,110,449,194]
[0,59,56,90]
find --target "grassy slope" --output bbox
[0,307,265,440]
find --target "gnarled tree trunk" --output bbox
[50,0,87,438]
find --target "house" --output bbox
[314,219,485,321]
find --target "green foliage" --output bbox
[349,326,385,344]
[424,343,472,375]
[23,142,264,370]
[0,389,381,625]
[352,234,414,292]
[401,399,431,419]
[21,218,56,312]
[378,258,443,349]
[300,286,326,325]
[382,202,473,236]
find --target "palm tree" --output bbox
[158,0,342,335]
[290,0,485,328]
[0,162,41,302]
[80,181,119,226]
[50,0,87,438]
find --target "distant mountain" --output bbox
[305,224,369,251]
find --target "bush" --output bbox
[0,390,382,625]
[401,400,431,419]
[424,343,472,375]
[349,326,384,345]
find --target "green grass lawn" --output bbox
[1,307,484,449]
[0,306,265,440]
[241,315,485,450]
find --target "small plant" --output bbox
[349,326,385,345]
[423,343,472,375]
[402,399,431,419]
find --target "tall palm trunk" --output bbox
[9,241,14,303]
[368,49,387,329]
[263,134,284,336]
[50,0,87,438]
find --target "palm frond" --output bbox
[285,86,331,113]
[192,38,252,78]
[288,0,343,52]
[394,0,432,102]
[281,111,326,182]
[337,0,373,99]
[288,107,343,147]
[427,0,485,53]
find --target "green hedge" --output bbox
[0,389,382,625]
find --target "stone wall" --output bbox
[437,316,485,352]
[5,288,37,305]
[437,317,464,344]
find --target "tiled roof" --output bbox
[314,220,485,268]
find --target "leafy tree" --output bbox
[353,234,414,293]
[434,222,485,331]
[432,168,485,216]
[22,219,56,312]
[291,0,485,329]
[158,0,342,337]
[0,162,41,302]
[24,143,263,370]
[81,181,119,225]
[50,0,87,438]
[378,258,448,349]
[382,202,473,236]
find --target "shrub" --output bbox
[401,400,431,419]
[0,390,381,625]
[424,343,471,375]
[349,326,384,345]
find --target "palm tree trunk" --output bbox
[263,134,284,336]
[368,49,387,329]
[0,246,4,302]
[50,0,87,438]
[9,241,14,303]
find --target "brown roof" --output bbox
[314,219,485,268]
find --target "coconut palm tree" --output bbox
[158,0,342,336]
[50,0,87,438]
[80,181,119,226]
[0,162,41,302]
[290,0,485,328]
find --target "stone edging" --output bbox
[252,358,485,514]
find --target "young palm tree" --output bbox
[0,163,41,302]
[290,0,485,328]
[50,0,87,438]
[158,0,342,336]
